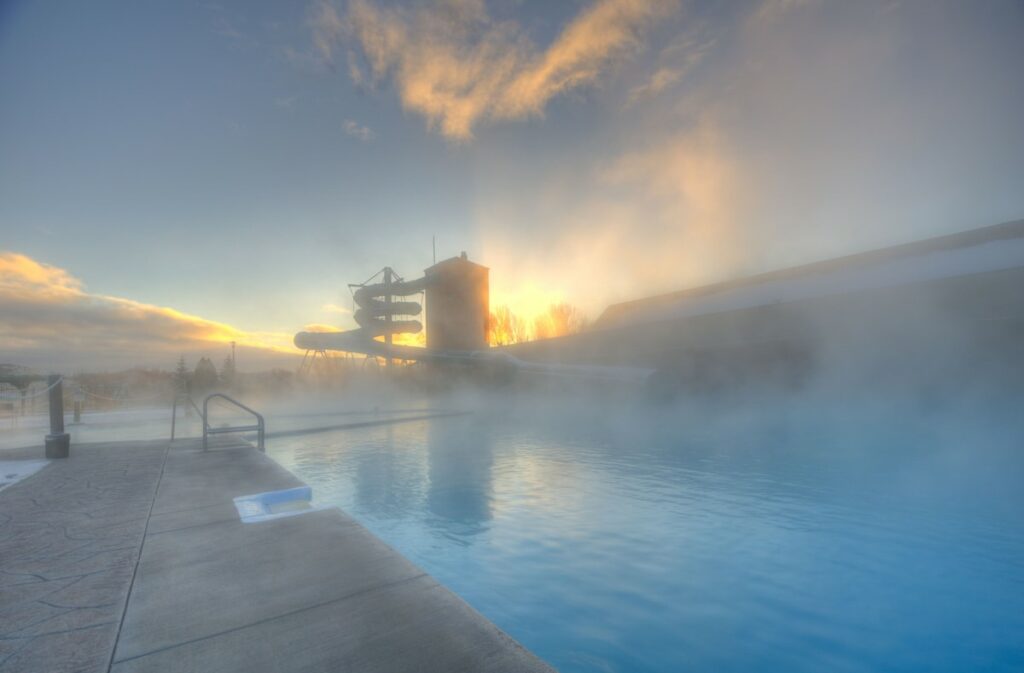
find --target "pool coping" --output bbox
[0,437,555,673]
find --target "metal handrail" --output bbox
[202,393,265,452]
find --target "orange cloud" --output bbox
[500,0,673,119]
[479,113,745,318]
[320,303,352,315]
[301,323,343,333]
[333,0,678,139]
[0,253,82,296]
[0,252,299,370]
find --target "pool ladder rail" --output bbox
[171,392,266,452]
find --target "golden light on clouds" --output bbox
[0,252,82,296]
[0,251,299,367]
[321,303,352,315]
[311,0,756,321]
[479,114,744,325]
[326,0,678,139]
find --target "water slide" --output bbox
[294,269,653,384]
[295,272,427,354]
[350,276,427,338]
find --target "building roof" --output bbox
[425,253,489,275]
[595,218,1024,329]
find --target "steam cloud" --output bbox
[477,0,1024,317]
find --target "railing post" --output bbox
[201,393,264,452]
[170,396,178,441]
[45,375,70,459]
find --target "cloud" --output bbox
[302,323,343,333]
[0,252,298,371]
[628,66,683,102]
[312,0,346,64]
[751,0,819,24]
[321,303,352,314]
[477,0,1024,320]
[0,252,82,296]
[324,0,678,139]
[342,118,375,141]
[627,33,716,104]
[480,113,742,318]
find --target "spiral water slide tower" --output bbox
[294,253,653,383]
[294,255,490,362]
[353,267,427,352]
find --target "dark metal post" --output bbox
[45,375,70,458]
[170,396,178,441]
[384,266,393,369]
[202,395,209,451]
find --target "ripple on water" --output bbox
[268,409,1024,673]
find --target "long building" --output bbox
[501,219,1024,392]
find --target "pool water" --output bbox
[266,397,1024,673]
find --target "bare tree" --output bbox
[534,303,589,340]
[488,305,530,345]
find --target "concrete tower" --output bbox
[424,253,489,351]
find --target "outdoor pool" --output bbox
[3,395,1020,671]
[265,397,1024,673]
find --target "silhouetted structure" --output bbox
[294,253,489,358]
[501,219,1024,394]
[424,253,489,352]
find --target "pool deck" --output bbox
[0,438,554,673]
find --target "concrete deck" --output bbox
[0,438,554,673]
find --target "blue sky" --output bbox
[1,0,1023,369]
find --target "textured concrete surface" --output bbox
[0,438,554,673]
[0,441,167,673]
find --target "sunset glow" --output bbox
[1,0,1022,369]
[0,251,298,369]
[1,4,1023,673]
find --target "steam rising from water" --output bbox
[474,0,1024,317]
[257,375,1024,672]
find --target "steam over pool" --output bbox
[264,395,1024,673]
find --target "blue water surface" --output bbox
[267,397,1024,673]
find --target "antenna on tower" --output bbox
[432,236,436,265]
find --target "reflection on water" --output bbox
[12,398,1018,673]
[352,425,424,519]
[269,399,1024,673]
[427,419,493,537]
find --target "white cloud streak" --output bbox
[342,118,375,141]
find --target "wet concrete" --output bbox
[0,439,553,673]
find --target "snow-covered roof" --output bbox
[595,219,1024,329]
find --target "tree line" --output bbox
[487,303,590,346]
